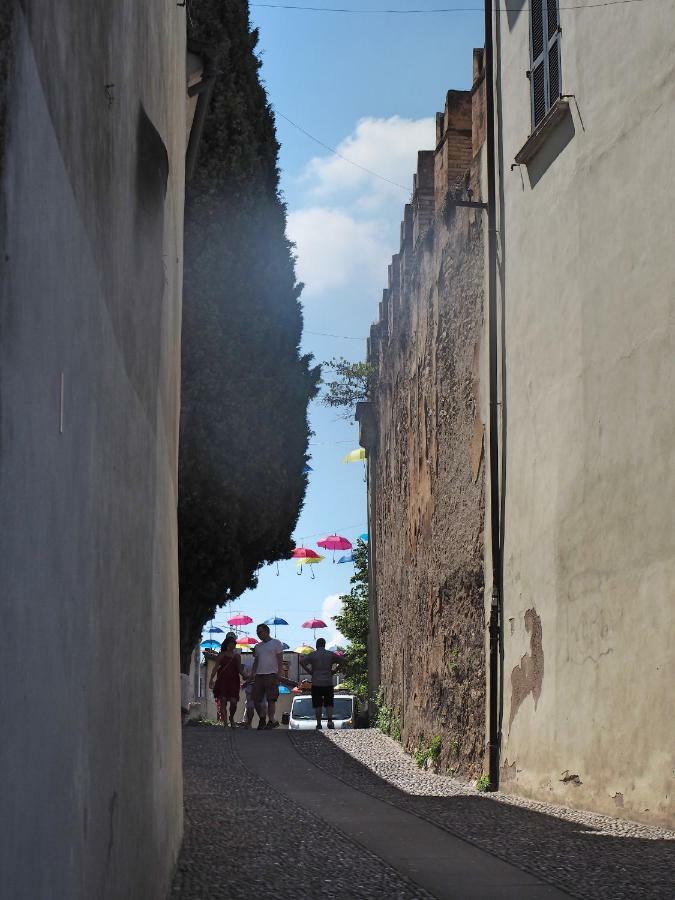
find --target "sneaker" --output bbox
[266,720,280,730]
[257,719,267,730]
[327,721,335,729]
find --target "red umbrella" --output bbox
[317,534,352,562]
[291,547,320,559]
[228,613,253,627]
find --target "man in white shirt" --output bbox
[251,623,284,730]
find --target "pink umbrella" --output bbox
[317,534,352,563]
[236,635,258,646]
[227,613,253,627]
[302,617,327,639]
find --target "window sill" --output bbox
[514,98,570,166]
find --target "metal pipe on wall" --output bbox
[483,0,503,792]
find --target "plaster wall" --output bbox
[494,1,675,826]
[0,1,187,895]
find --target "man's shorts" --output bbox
[311,685,334,708]
[252,674,279,704]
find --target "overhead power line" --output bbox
[305,330,367,340]
[275,109,411,192]
[254,1,646,11]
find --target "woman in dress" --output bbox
[209,635,243,727]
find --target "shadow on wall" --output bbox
[290,733,675,900]
[527,109,576,188]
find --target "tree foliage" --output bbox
[178,0,320,671]
[320,356,374,419]
[333,540,369,698]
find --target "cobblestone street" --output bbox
[171,727,674,899]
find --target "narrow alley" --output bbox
[171,728,675,900]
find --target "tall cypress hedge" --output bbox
[179,0,319,671]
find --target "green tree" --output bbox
[178,0,320,671]
[333,539,369,698]
[320,356,374,420]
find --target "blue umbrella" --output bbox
[264,615,289,637]
[337,552,354,564]
[200,639,221,650]
[205,626,224,634]
[281,642,290,650]
[359,533,368,542]
[279,685,291,694]
[303,464,313,473]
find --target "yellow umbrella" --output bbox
[294,555,324,566]
[343,447,367,463]
[294,645,313,654]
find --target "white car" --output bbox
[289,692,361,730]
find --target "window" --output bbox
[529,0,562,128]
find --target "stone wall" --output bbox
[0,2,186,896]
[361,77,487,776]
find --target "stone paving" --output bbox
[289,729,675,900]
[171,726,433,900]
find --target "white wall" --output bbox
[493,0,675,826]
[0,1,187,895]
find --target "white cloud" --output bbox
[287,207,390,298]
[288,116,436,302]
[302,116,435,211]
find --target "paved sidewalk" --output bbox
[291,730,675,900]
[172,727,569,899]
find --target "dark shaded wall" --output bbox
[0,2,186,896]
[363,83,487,776]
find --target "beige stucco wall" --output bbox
[493,2,675,826]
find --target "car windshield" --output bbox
[292,697,354,720]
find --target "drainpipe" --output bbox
[484,0,502,792]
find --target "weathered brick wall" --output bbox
[364,85,486,777]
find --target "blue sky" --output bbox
[203,2,484,651]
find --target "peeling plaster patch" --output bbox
[560,770,583,785]
[613,792,624,808]
[509,608,544,729]
[501,758,517,783]
[509,617,515,635]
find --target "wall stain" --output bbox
[509,608,544,729]
[560,770,583,785]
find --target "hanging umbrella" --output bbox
[291,547,320,559]
[205,625,224,634]
[264,615,289,637]
[200,639,221,650]
[343,447,367,463]
[294,644,313,654]
[236,635,258,646]
[227,613,253,627]
[302,617,327,640]
[278,685,291,694]
[318,534,352,563]
[295,554,324,578]
[359,533,368,542]
[281,642,290,650]
[303,464,313,473]
[337,552,354,564]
